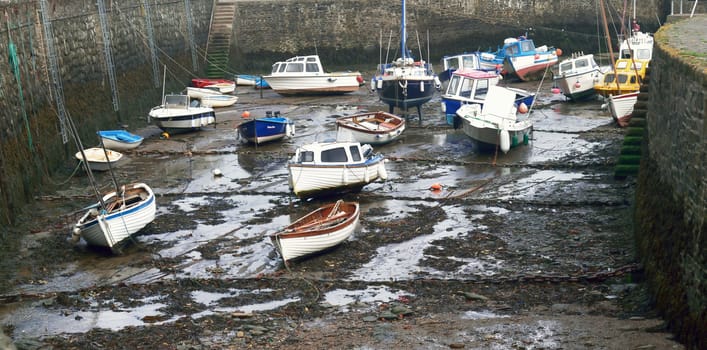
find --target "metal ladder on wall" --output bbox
[38,0,68,143]
[205,0,237,78]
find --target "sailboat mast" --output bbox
[401,0,406,60]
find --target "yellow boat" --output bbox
[594,58,649,97]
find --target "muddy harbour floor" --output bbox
[0,82,686,349]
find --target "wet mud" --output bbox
[0,83,685,349]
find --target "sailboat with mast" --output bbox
[371,0,440,119]
[595,0,653,127]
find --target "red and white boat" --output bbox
[190,78,235,94]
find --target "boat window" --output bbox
[603,74,616,83]
[298,151,314,162]
[286,63,304,73]
[278,64,287,73]
[321,147,348,162]
[560,62,573,73]
[446,75,461,95]
[520,40,535,52]
[616,61,628,69]
[349,146,362,162]
[460,78,473,98]
[306,57,316,62]
[444,57,458,70]
[637,49,651,60]
[306,63,319,72]
[630,76,636,84]
[271,63,280,73]
[462,55,477,68]
[576,59,588,68]
[505,44,520,55]
[617,74,629,84]
[474,79,489,99]
[621,49,632,59]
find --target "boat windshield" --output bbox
[520,40,535,52]
[349,146,361,162]
[321,147,348,163]
[297,151,314,162]
[446,75,461,95]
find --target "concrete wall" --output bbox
[635,17,706,349]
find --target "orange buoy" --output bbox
[241,111,251,118]
[430,183,442,191]
[161,132,170,139]
[556,48,563,56]
[518,102,529,114]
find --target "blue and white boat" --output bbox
[237,112,295,144]
[236,74,270,89]
[72,182,157,253]
[441,69,535,125]
[479,36,560,81]
[97,130,143,151]
[371,0,440,118]
[439,52,482,82]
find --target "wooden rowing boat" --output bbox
[270,200,359,265]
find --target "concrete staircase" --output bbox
[205,0,237,78]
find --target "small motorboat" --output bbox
[287,141,388,198]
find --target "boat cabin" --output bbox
[440,53,481,81]
[293,142,373,165]
[270,55,325,76]
[618,32,654,60]
[441,69,500,117]
[557,54,599,77]
[503,37,538,57]
[164,94,190,109]
[598,58,648,91]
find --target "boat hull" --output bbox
[376,79,436,111]
[556,70,602,101]
[238,117,294,144]
[264,73,363,95]
[270,201,360,263]
[73,183,156,251]
[75,147,123,172]
[335,112,406,145]
[98,130,143,151]
[200,95,239,108]
[606,92,639,127]
[149,107,216,133]
[460,118,532,152]
[504,54,558,81]
[288,156,387,198]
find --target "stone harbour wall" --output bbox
[635,16,706,349]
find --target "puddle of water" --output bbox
[462,310,510,320]
[350,203,499,281]
[323,285,413,311]
[190,297,300,320]
[3,296,178,338]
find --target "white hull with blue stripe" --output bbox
[73,183,156,252]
